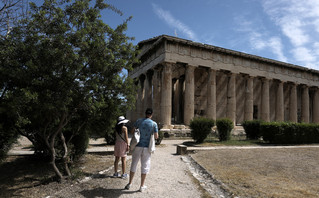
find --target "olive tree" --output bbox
[1,0,137,180]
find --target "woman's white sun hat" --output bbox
[117,116,129,125]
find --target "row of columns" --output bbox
[131,63,319,128]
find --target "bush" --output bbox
[260,122,319,144]
[0,106,20,162]
[190,117,215,143]
[0,131,19,163]
[242,120,263,140]
[216,118,234,141]
[69,129,89,161]
[105,129,116,145]
[155,130,164,145]
[260,122,282,143]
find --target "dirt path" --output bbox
[46,140,204,198]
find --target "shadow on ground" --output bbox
[80,187,138,198]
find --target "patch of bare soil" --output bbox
[191,148,319,198]
[0,154,114,198]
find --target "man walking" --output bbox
[125,108,158,192]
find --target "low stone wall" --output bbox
[160,129,192,138]
[161,126,246,138]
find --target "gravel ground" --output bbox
[44,139,205,198]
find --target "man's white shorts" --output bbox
[130,147,151,174]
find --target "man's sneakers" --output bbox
[139,186,147,192]
[124,184,147,192]
[124,183,131,190]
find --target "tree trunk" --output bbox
[60,132,71,177]
[49,135,63,181]
[45,112,69,181]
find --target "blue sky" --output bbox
[103,0,319,70]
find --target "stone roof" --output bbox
[137,35,319,75]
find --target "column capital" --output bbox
[287,81,298,86]
[274,79,285,84]
[227,72,237,77]
[301,84,309,88]
[186,64,196,71]
[261,77,270,82]
[243,74,254,79]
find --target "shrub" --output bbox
[216,118,234,141]
[105,129,116,145]
[242,120,263,140]
[260,122,319,144]
[155,130,164,145]
[260,122,282,143]
[70,129,89,161]
[190,117,215,143]
[0,131,19,163]
[0,106,20,162]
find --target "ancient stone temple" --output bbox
[127,35,319,131]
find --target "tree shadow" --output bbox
[0,156,56,197]
[80,187,138,198]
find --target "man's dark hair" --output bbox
[145,108,153,115]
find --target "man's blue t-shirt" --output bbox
[134,118,158,147]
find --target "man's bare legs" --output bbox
[128,171,135,185]
[126,171,147,189]
[141,173,147,187]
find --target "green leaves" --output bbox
[1,0,138,166]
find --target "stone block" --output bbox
[176,145,187,155]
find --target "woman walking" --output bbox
[113,116,129,179]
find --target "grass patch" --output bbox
[201,139,264,146]
[184,134,265,147]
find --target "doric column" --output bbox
[261,78,270,122]
[173,78,183,123]
[184,65,195,125]
[289,83,298,122]
[244,76,254,121]
[144,70,153,111]
[313,88,319,123]
[152,68,161,123]
[207,68,216,121]
[301,85,309,123]
[227,73,236,124]
[276,81,284,121]
[160,63,172,128]
[137,75,145,118]
[128,79,139,122]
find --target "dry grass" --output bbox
[191,147,319,198]
[0,154,114,198]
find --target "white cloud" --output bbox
[249,32,287,62]
[262,0,319,69]
[292,47,316,62]
[280,18,309,46]
[151,3,198,41]
[268,37,288,62]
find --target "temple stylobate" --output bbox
[127,35,319,130]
